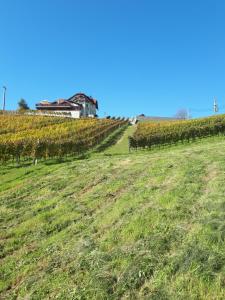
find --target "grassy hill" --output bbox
[1,131,225,299]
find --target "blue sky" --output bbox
[0,0,224,118]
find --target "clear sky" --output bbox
[0,0,224,118]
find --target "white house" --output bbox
[36,93,98,118]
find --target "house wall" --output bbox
[70,110,81,118]
[79,102,96,117]
[85,103,96,117]
[31,110,81,118]
[36,103,96,118]
[40,110,81,118]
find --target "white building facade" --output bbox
[36,93,98,118]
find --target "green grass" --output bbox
[94,124,129,153]
[1,132,225,299]
[103,125,136,155]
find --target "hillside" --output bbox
[1,132,225,299]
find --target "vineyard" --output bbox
[0,115,127,163]
[129,114,225,150]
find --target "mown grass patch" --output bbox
[1,136,225,299]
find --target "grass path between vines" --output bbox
[102,125,136,155]
[0,135,225,299]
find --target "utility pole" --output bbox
[2,86,6,111]
[213,97,218,113]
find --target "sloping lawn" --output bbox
[0,137,225,299]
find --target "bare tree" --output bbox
[175,108,189,119]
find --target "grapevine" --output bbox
[0,115,127,163]
[129,114,225,150]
